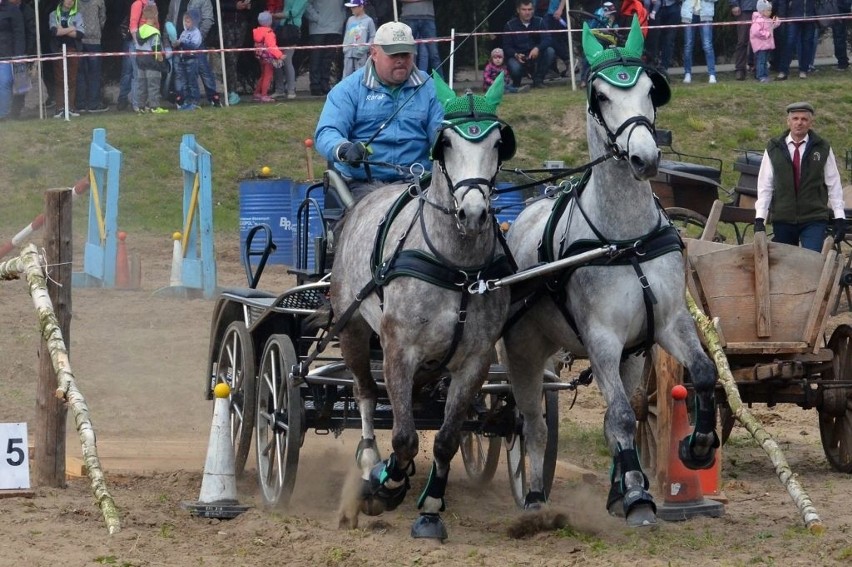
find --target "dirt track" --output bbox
[1,233,851,566]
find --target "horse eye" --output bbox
[596,91,609,104]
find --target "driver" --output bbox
[314,21,444,199]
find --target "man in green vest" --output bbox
[754,102,847,251]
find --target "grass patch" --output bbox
[2,73,851,241]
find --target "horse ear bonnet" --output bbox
[431,72,516,163]
[583,16,671,113]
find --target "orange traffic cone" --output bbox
[115,231,130,289]
[180,383,250,519]
[657,385,725,521]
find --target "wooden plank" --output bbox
[701,200,724,241]
[753,231,771,338]
[723,341,810,355]
[802,248,839,348]
[653,347,682,495]
[0,490,35,499]
[685,238,732,258]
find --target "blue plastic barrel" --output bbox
[239,178,294,266]
[291,182,326,273]
[493,182,528,228]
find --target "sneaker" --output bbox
[735,69,745,81]
[259,95,275,103]
[777,72,787,80]
[798,71,807,79]
[683,73,692,84]
[506,85,519,93]
[287,92,296,100]
[836,64,849,71]
[54,108,80,118]
[177,103,198,110]
[759,77,770,83]
[708,75,717,84]
[150,107,169,114]
[209,95,222,107]
[134,107,148,114]
[88,105,109,113]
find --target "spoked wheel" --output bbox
[635,355,660,479]
[506,389,559,508]
[666,207,723,241]
[256,334,304,508]
[215,321,256,478]
[819,325,852,473]
[460,393,502,483]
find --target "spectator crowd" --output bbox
[1,0,851,120]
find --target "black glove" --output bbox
[754,218,766,233]
[336,141,369,165]
[834,218,847,244]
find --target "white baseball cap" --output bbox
[373,22,416,55]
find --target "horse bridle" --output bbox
[586,57,662,160]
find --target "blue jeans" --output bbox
[682,17,716,76]
[780,21,817,73]
[772,221,828,252]
[76,43,103,110]
[175,55,201,105]
[197,52,219,100]
[118,40,136,106]
[833,0,851,67]
[0,62,12,118]
[506,46,556,86]
[403,16,443,79]
[755,49,769,80]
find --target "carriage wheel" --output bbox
[635,355,660,478]
[506,390,559,508]
[256,334,304,508]
[819,325,852,473]
[460,393,502,484]
[666,207,723,242]
[215,321,256,478]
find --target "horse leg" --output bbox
[657,313,720,470]
[412,357,491,540]
[363,328,418,514]
[498,328,556,509]
[588,340,656,527]
[336,319,382,526]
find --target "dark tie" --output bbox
[792,140,804,193]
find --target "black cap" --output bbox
[786,101,814,114]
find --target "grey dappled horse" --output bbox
[500,18,718,527]
[330,74,516,540]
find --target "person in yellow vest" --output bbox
[134,3,168,113]
[754,102,846,251]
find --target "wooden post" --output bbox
[34,189,72,487]
[753,231,771,338]
[652,346,681,494]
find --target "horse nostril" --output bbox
[630,155,646,172]
[479,210,487,224]
[458,209,467,222]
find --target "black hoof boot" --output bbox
[411,513,448,541]
[678,430,720,470]
[523,490,547,511]
[606,447,657,527]
[363,456,410,513]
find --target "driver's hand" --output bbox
[336,141,370,165]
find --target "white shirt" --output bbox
[754,133,846,221]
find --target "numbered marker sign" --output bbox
[0,423,30,490]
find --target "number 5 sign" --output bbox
[0,423,31,490]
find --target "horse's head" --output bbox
[583,17,671,180]
[429,73,516,234]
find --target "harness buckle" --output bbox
[638,273,651,290]
[458,308,468,323]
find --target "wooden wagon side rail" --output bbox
[0,244,120,535]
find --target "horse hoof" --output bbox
[678,436,717,470]
[411,513,448,541]
[626,503,657,528]
[523,490,547,511]
[366,460,409,512]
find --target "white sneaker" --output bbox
[708,75,717,84]
[683,73,692,84]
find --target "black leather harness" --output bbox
[507,171,683,358]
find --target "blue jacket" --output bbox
[315,62,445,183]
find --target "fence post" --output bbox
[34,188,72,487]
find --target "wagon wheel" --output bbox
[635,355,659,478]
[506,389,559,508]
[460,393,502,483]
[214,321,256,478]
[256,334,304,508]
[666,207,723,242]
[819,325,852,473]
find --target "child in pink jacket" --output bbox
[252,11,284,102]
[750,0,780,83]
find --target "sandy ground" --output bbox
[1,233,851,567]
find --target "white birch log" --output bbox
[686,290,825,534]
[1,244,121,534]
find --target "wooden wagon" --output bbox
[636,205,852,492]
